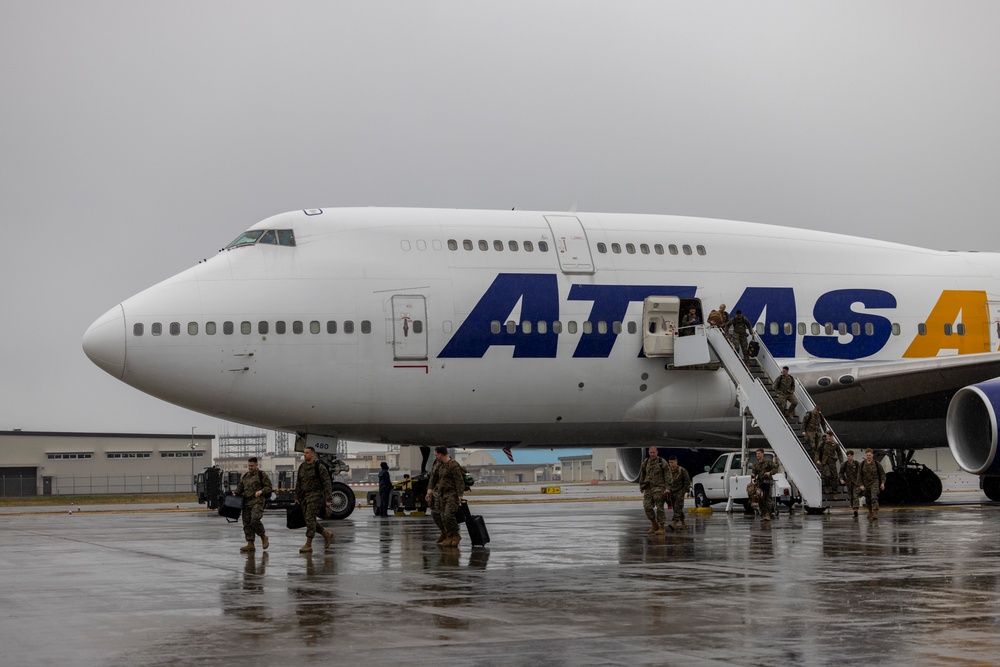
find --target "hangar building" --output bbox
[0,430,214,497]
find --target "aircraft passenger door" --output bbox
[989,301,1000,352]
[642,296,681,357]
[391,295,428,361]
[543,215,595,275]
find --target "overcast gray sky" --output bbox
[2,2,999,437]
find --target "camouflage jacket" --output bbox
[727,315,751,337]
[859,460,886,489]
[819,441,840,468]
[752,458,778,486]
[773,374,795,394]
[429,459,464,498]
[665,465,691,495]
[235,469,272,503]
[295,461,332,502]
[638,457,670,490]
[802,411,824,434]
[839,460,861,486]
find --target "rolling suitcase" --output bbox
[459,500,490,547]
[218,494,243,523]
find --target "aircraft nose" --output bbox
[83,305,127,379]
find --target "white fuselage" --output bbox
[83,208,1000,449]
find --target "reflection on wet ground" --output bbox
[2,501,999,665]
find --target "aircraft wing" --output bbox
[789,351,1000,419]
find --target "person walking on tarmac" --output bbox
[294,446,333,553]
[425,446,465,547]
[665,456,691,531]
[751,448,779,522]
[638,447,670,534]
[234,456,272,552]
[377,461,392,517]
[859,448,886,524]
[839,450,862,517]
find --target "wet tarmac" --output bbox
[2,498,1000,666]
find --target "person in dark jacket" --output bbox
[377,461,392,517]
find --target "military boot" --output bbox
[321,529,333,550]
[261,534,269,550]
[667,520,677,532]
[299,536,313,553]
[873,509,879,524]
[239,541,255,553]
[451,532,461,547]
[435,529,448,544]
[654,522,665,535]
[647,519,659,534]
[867,510,874,523]
[853,509,859,518]
[680,519,687,531]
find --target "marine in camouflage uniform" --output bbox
[772,366,798,421]
[726,310,752,359]
[425,446,465,547]
[294,446,333,553]
[801,407,825,461]
[638,448,670,534]
[858,448,886,523]
[234,457,272,552]
[665,456,691,530]
[839,450,862,517]
[751,449,779,521]
[817,432,842,500]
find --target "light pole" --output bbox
[189,427,197,494]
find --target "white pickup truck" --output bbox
[690,451,799,511]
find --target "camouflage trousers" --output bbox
[843,483,860,510]
[804,433,823,462]
[241,497,266,542]
[642,487,666,524]
[820,466,839,492]
[431,492,461,535]
[732,334,749,358]
[862,487,880,513]
[667,490,686,523]
[757,483,774,517]
[302,493,325,539]
[777,391,798,418]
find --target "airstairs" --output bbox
[672,325,837,509]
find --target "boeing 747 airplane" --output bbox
[82,208,1000,504]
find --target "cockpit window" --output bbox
[227,230,264,248]
[226,229,296,249]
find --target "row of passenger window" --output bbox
[133,320,374,337]
[492,320,911,337]
[446,239,550,252]
[442,238,707,257]
[597,242,706,256]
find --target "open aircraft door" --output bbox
[989,301,1000,352]
[642,296,681,357]
[391,295,428,361]
[544,215,594,275]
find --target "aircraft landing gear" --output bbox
[982,477,1000,502]
[881,450,943,504]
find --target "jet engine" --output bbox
[947,380,1000,489]
[616,448,644,483]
